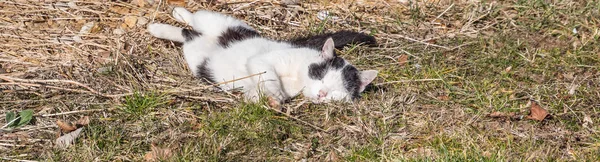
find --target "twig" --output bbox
[178,95,234,103]
[262,105,328,133]
[0,82,103,97]
[376,78,443,86]
[0,157,37,162]
[0,71,266,100]
[38,108,116,117]
[0,143,27,147]
[166,71,267,94]
[394,35,450,50]
[0,75,100,95]
[1,117,20,129]
[432,3,454,22]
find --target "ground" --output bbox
[1,0,599,161]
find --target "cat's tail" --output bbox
[290,30,377,49]
[147,23,201,43]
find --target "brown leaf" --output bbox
[397,54,408,66]
[167,0,185,6]
[504,66,512,73]
[56,120,77,132]
[132,0,147,7]
[123,16,138,28]
[109,6,131,15]
[144,144,173,162]
[526,101,549,121]
[76,116,90,127]
[436,95,449,101]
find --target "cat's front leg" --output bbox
[246,62,287,104]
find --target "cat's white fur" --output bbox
[148,8,377,103]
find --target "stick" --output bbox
[0,71,266,99]
[166,71,267,94]
[0,143,27,147]
[1,117,20,129]
[38,108,116,117]
[432,3,454,22]
[376,78,443,86]
[0,76,101,95]
[0,157,37,162]
[262,105,328,133]
[394,35,450,50]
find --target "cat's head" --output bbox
[304,38,378,103]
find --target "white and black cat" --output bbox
[148,7,378,104]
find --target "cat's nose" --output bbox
[318,90,327,98]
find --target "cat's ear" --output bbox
[320,37,335,60]
[358,70,378,92]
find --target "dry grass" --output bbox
[1,0,599,161]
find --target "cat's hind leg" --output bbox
[173,8,260,48]
[172,7,194,24]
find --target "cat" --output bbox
[147,7,378,104]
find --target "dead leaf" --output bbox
[325,151,339,162]
[123,16,138,28]
[526,100,549,121]
[113,28,126,35]
[76,116,90,127]
[109,6,131,15]
[57,116,90,134]
[132,0,147,7]
[144,144,173,161]
[504,66,512,73]
[167,0,185,6]
[56,120,77,132]
[281,0,299,6]
[436,94,449,101]
[55,127,83,149]
[583,114,593,128]
[136,17,149,27]
[397,54,408,66]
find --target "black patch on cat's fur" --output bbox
[218,26,259,48]
[330,57,345,69]
[342,65,361,99]
[182,29,201,42]
[308,63,327,80]
[290,30,377,50]
[308,57,346,80]
[196,58,215,83]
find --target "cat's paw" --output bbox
[147,23,165,36]
[172,7,193,24]
[147,23,163,37]
[267,96,281,108]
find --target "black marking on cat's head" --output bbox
[341,65,361,99]
[308,57,346,80]
[218,26,259,48]
[196,58,215,84]
[182,29,201,42]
